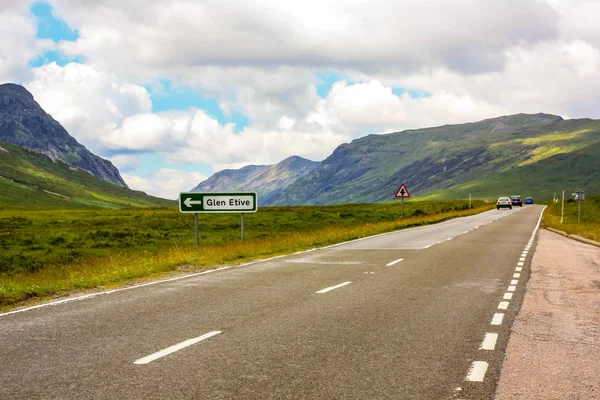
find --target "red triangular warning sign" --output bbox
[395,183,410,198]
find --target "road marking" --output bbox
[516,267,522,272]
[498,301,509,310]
[466,361,489,382]
[511,279,518,285]
[513,273,521,278]
[463,231,469,234]
[386,258,404,266]
[446,237,453,241]
[521,253,527,257]
[517,262,524,266]
[519,257,526,262]
[316,282,352,294]
[480,333,499,350]
[491,313,504,325]
[504,293,513,300]
[507,285,516,292]
[134,331,222,365]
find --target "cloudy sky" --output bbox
[1,0,599,199]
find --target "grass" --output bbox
[0,200,493,310]
[543,193,600,242]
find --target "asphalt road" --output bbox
[0,205,544,399]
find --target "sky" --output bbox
[1,0,600,199]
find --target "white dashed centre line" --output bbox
[491,313,504,325]
[516,267,522,272]
[386,258,404,266]
[517,262,524,266]
[480,333,499,350]
[503,293,513,300]
[134,331,222,365]
[513,273,521,278]
[507,285,516,292]
[498,301,509,310]
[511,279,519,285]
[519,257,526,262]
[316,282,352,294]
[466,361,489,382]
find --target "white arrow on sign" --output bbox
[184,197,202,208]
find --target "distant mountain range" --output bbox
[0,83,126,187]
[192,156,319,205]
[1,81,598,208]
[192,113,600,204]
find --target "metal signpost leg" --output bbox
[195,213,199,247]
[561,191,564,224]
[578,195,581,224]
[241,212,245,240]
[402,198,404,218]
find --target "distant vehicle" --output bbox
[497,197,512,209]
[510,195,522,207]
[525,197,534,204]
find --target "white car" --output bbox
[497,197,512,210]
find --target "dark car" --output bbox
[510,195,523,207]
[525,197,533,204]
[497,197,512,209]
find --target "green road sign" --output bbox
[178,192,258,213]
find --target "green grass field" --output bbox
[543,193,600,242]
[0,200,492,310]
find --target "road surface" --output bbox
[0,206,544,399]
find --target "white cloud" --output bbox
[109,154,140,172]
[25,62,152,152]
[123,168,207,199]
[51,0,558,77]
[0,2,52,83]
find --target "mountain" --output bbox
[0,140,174,210]
[264,113,599,205]
[0,83,127,187]
[191,156,319,205]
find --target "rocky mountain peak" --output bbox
[0,83,128,188]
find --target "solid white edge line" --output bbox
[504,293,513,300]
[386,258,404,266]
[491,313,504,325]
[466,361,489,382]
[316,281,352,294]
[480,333,499,350]
[134,331,222,365]
[0,266,235,318]
[498,301,509,310]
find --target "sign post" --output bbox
[179,192,258,245]
[394,183,411,218]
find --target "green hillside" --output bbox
[266,114,600,205]
[0,141,174,210]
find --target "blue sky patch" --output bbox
[29,51,84,68]
[128,153,213,177]
[316,71,353,98]
[148,80,250,132]
[392,87,431,99]
[31,1,79,43]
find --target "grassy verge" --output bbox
[542,193,600,242]
[0,201,493,310]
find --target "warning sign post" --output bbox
[394,183,411,218]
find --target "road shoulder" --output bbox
[495,229,600,399]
